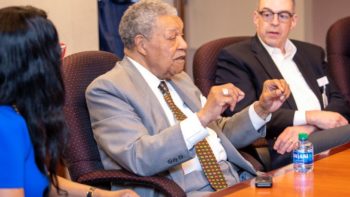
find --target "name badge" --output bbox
[317,76,329,87]
[317,76,329,108]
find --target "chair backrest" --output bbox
[326,16,350,103]
[193,36,250,96]
[62,51,119,181]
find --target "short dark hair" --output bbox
[0,6,66,195]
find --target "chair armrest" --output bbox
[252,137,269,147]
[252,138,271,171]
[77,169,186,197]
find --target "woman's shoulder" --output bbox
[0,105,28,139]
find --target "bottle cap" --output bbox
[298,133,308,141]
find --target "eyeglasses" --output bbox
[258,9,294,23]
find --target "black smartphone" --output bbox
[255,175,273,188]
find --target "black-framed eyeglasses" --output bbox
[258,9,294,23]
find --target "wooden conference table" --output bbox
[210,142,350,196]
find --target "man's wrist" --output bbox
[253,101,270,120]
[300,125,317,135]
[196,111,210,127]
[305,110,318,125]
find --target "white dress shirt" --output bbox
[259,37,321,125]
[128,57,270,174]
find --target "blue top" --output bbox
[0,105,49,197]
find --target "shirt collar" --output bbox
[126,56,163,90]
[258,36,297,59]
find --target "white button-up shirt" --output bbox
[259,38,321,125]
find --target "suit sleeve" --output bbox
[215,48,296,138]
[215,48,260,116]
[86,79,195,176]
[216,107,267,148]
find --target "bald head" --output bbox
[257,0,295,12]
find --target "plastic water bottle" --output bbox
[293,133,314,173]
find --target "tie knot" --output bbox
[158,81,169,95]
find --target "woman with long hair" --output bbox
[0,5,137,197]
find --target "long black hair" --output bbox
[0,6,66,195]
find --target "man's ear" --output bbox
[253,10,259,26]
[134,34,147,56]
[290,14,298,30]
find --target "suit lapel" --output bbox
[169,78,202,113]
[121,58,171,130]
[253,44,284,80]
[251,36,297,109]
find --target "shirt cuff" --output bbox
[248,104,271,130]
[293,111,307,125]
[180,113,209,150]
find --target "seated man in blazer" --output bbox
[86,0,291,196]
[215,0,350,169]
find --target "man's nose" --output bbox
[271,13,280,25]
[178,35,188,50]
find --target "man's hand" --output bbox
[273,125,316,155]
[306,110,348,129]
[197,83,245,127]
[254,79,290,119]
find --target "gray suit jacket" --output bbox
[85,57,266,195]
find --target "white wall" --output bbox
[2,1,349,75]
[0,0,99,56]
[184,0,256,49]
[308,0,350,50]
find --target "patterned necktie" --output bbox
[158,81,228,191]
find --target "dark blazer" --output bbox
[215,35,350,138]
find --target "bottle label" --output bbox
[293,149,313,164]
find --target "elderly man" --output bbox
[86,0,290,196]
[215,0,350,169]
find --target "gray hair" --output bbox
[119,0,178,49]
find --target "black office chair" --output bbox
[326,16,350,104]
